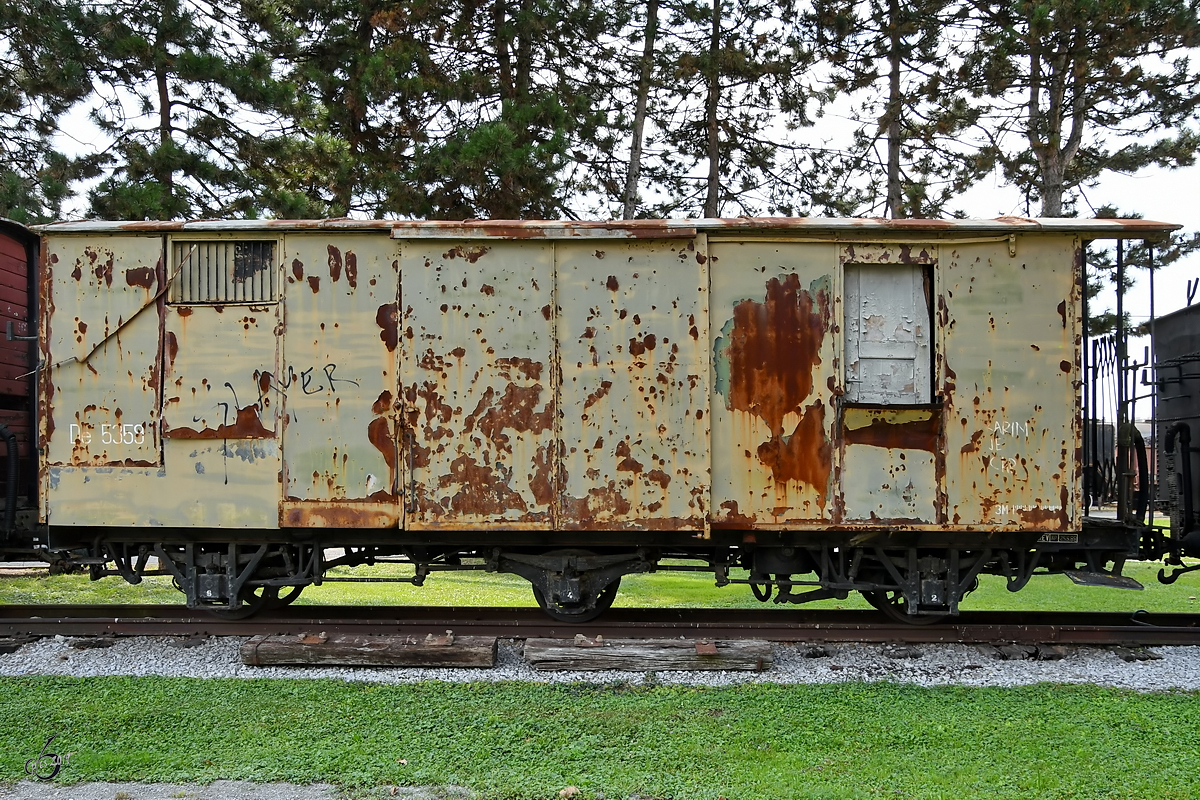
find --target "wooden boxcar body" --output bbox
[0,219,38,537]
[23,217,1184,619]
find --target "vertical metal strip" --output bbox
[276,235,288,513]
[1116,239,1129,523]
[396,239,411,523]
[1148,243,1156,527]
[695,231,711,538]
[550,240,560,531]
[1081,239,1089,515]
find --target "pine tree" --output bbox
[634,0,841,217]
[408,0,616,218]
[0,0,94,221]
[962,0,1200,217]
[812,0,987,217]
[82,0,286,220]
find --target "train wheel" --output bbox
[862,589,942,625]
[532,578,621,623]
[207,585,299,619]
[266,585,305,609]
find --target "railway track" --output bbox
[2,605,1199,646]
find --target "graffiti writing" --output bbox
[25,735,70,781]
[263,363,360,398]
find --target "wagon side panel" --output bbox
[41,235,165,526]
[42,235,164,468]
[708,241,838,528]
[151,235,281,529]
[941,237,1079,531]
[555,239,710,531]
[399,240,556,529]
[280,233,401,528]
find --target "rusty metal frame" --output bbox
[153,542,268,609]
[34,217,1180,237]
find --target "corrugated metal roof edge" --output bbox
[30,215,1181,238]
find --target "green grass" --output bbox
[1,559,1198,614]
[1,677,1197,798]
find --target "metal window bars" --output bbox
[169,241,277,304]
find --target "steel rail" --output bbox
[1,605,1199,646]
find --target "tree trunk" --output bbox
[514,0,533,97]
[885,0,902,218]
[623,0,659,220]
[704,0,721,218]
[495,0,514,99]
[1040,155,1065,217]
[332,9,375,215]
[154,5,174,212]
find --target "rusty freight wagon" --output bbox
[21,217,1192,621]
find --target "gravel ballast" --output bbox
[2,635,1199,690]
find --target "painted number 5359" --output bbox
[69,422,147,446]
[101,423,146,445]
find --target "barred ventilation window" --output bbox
[169,240,277,304]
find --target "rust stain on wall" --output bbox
[615,439,643,473]
[470,383,554,453]
[376,303,399,351]
[367,417,396,492]
[561,482,633,523]
[530,444,555,506]
[166,405,273,439]
[328,245,342,282]
[843,412,939,451]
[755,400,833,499]
[443,245,490,263]
[496,357,542,381]
[583,381,613,411]
[715,500,757,526]
[124,267,155,289]
[1016,486,1070,530]
[959,429,984,454]
[439,454,527,515]
[164,331,179,372]
[725,274,828,435]
[628,333,657,357]
[720,274,833,501]
[91,248,114,287]
[281,501,399,528]
[646,468,671,489]
[366,389,397,497]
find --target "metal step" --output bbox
[1064,570,1145,590]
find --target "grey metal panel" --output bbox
[844,263,932,404]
